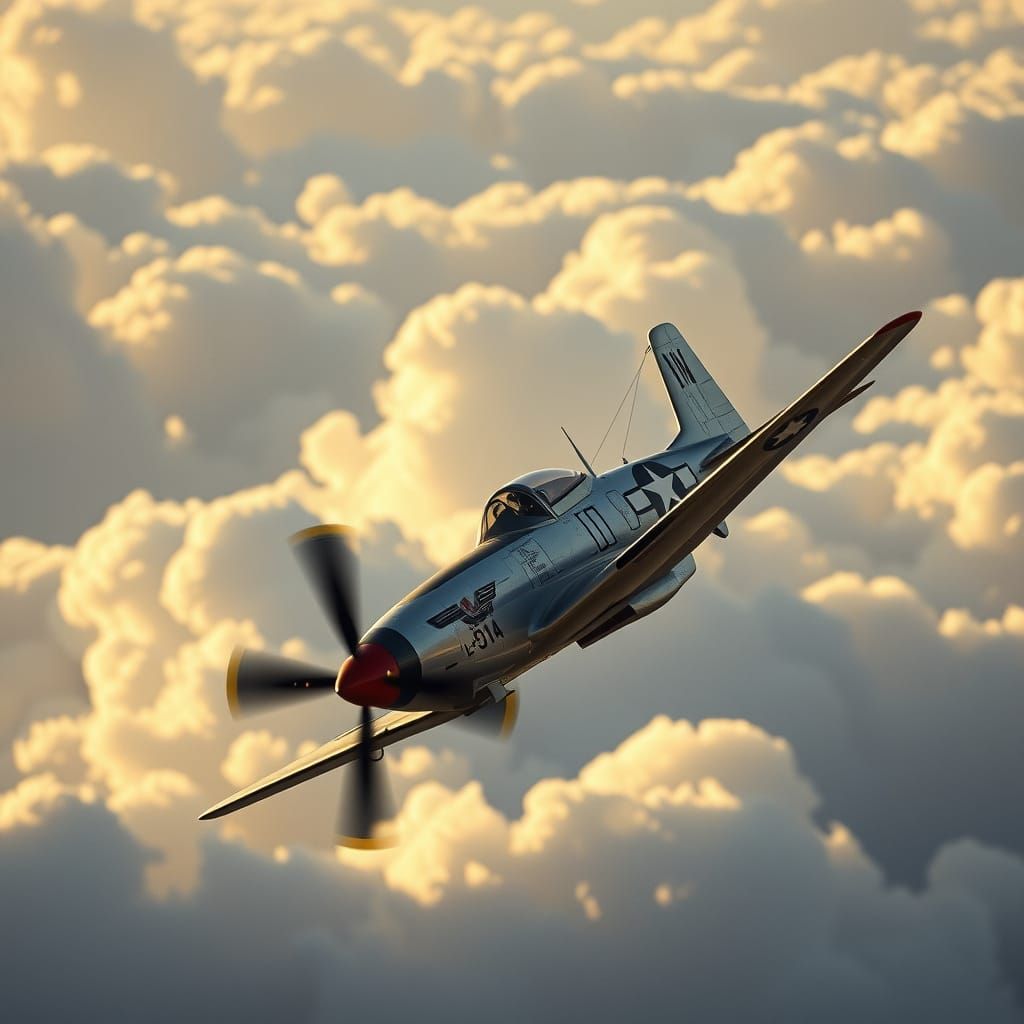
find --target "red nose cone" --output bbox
[336,644,401,707]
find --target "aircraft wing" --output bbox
[533,311,922,645]
[199,707,459,820]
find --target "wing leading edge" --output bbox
[533,311,922,645]
[199,706,458,820]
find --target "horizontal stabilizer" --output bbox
[829,379,874,413]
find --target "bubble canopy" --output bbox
[479,469,589,542]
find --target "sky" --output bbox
[1,0,1023,1019]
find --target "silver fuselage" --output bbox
[365,434,729,711]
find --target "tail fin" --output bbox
[650,323,748,447]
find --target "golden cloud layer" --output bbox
[1,0,1023,1015]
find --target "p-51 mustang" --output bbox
[200,311,922,847]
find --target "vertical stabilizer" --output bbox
[649,323,748,447]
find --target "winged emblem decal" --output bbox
[427,581,497,628]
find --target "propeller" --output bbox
[336,706,397,849]
[225,647,337,718]
[225,523,398,848]
[459,688,520,739]
[288,525,360,655]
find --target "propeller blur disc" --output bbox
[226,647,337,719]
[458,689,519,739]
[336,706,397,850]
[289,525,361,656]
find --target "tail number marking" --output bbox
[459,618,504,657]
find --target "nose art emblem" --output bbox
[426,580,497,629]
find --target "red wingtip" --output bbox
[877,310,922,334]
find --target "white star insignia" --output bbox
[642,470,681,515]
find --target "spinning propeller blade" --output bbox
[289,525,361,656]
[336,706,397,849]
[226,647,337,719]
[458,689,520,739]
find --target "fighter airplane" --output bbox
[200,311,923,847]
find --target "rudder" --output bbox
[649,322,748,447]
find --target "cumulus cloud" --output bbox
[964,277,1024,391]
[0,173,399,541]
[0,0,243,197]
[3,716,1023,1021]
[217,23,483,160]
[539,202,773,420]
[89,245,394,472]
[0,143,172,241]
[2,0,1024,1013]
[500,58,811,186]
[301,284,650,561]
[510,550,1024,882]
[692,118,1023,298]
[0,538,87,786]
[3,478,431,877]
[786,297,1024,611]
[0,180,170,541]
[880,48,1024,224]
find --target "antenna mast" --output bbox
[561,427,596,476]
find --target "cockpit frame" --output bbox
[478,468,592,543]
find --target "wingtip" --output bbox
[879,310,923,333]
[198,800,231,821]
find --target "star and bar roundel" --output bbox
[762,408,819,451]
[622,459,698,518]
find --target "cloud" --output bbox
[301,283,648,561]
[247,130,510,212]
[12,479,428,876]
[89,245,394,470]
[881,48,1024,225]
[4,161,1021,897]
[964,277,1024,391]
[0,538,87,786]
[539,202,772,421]
[0,172,399,543]
[301,177,692,316]
[2,716,1023,1021]
[0,0,243,198]
[500,58,811,186]
[218,22,483,160]
[0,180,170,542]
[506,546,1024,886]
[0,143,172,241]
[917,1,1024,57]
[930,838,1024,998]
[588,0,918,84]
[1,0,1024,1012]
[691,118,1023,298]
